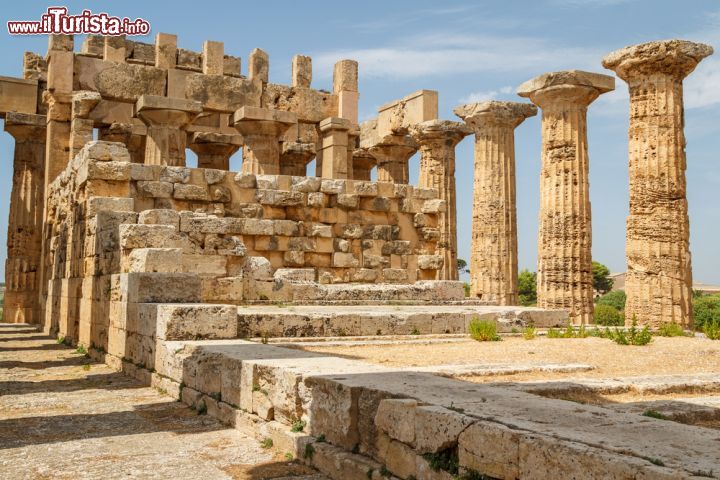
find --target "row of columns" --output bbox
[453,40,711,327]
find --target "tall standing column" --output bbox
[410,120,471,280]
[232,106,298,175]
[455,101,537,304]
[518,71,614,324]
[603,40,713,327]
[4,113,46,324]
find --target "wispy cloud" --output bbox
[313,33,602,80]
[460,86,514,104]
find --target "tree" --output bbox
[592,261,614,295]
[457,258,469,275]
[518,269,537,306]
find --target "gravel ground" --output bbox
[298,336,720,383]
[0,324,322,480]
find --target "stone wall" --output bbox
[41,140,445,349]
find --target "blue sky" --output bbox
[1,0,719,283]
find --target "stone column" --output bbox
[410,120,471,281]
[370,134,417,184]
[602,40,713,327]
[188,132,242,170]
[352,148,376,181]
[518,71,614,324]
[280,141,316,176]
[232,106,298,175]
[136,95,202,166]
[4,113,46,324]
[319,117,351,179]
[455,101,537,305]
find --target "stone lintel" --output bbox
[377,89,439,138]
[232,106,297,126]
[190,131,243,146]
[0,76,39,117]
[136,94,203,115]
[4,112,47,140]
[454,101,537,129]
[602,39,714,81]
[319,116,351,133]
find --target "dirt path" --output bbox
[0,323,323,480]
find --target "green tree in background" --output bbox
[592,261,614,295]
[518,269,537,306]
[457,258,469,275]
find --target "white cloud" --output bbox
[685,57,720,109]
[460,86,514,103]
[312,33,602,80]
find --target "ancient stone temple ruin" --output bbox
[1,33,716,479]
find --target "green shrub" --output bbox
[463,283,471,297]
[468,318,500,342]
[518,270,537,306]
[642,409,668,420]
[656,322,688,337]
[704,320,720,340]
[610,317,652,346]
[694,293,720,330]
[594,304,624,326]
[595,290,626,311]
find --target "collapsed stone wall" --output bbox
[42,140,445,350]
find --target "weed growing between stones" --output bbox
[469,318,501,342]
[196,401,207,415]
[546,324,589,339]
[423,447,459,475]
[522,326,536,340]
[284,452,293,461]
[75,345,87,355]
[316,434,326,443]
[379,465,392,478]
[260,437,273,449]
[303,442,315,459]
[291,419,306,432]
[82,364,91,371]
[643,456,665,467]
[642,409,668,420]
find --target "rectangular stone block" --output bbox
[156,304,238,340]
[119,224,177,250]
[127,248,182,273]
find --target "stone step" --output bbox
[149,338,720,480]
[236,304,568,338]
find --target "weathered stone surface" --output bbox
[455,101,536,305]
[518,71,614,324]
[602,40,713,327]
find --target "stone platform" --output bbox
[236,304,568,338]
[141,336,720,480]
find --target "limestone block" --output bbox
[284,250,305,267]
[458,421,520,480]
[82,140,132,162]
[119,224,177,250]
[375,434,418,480]
[291,54,312,88]
[353,181,378,197]
[130,163,158,181]
[203,168,228,185]
[243,256,274,281]
[174,184,210,201]
[320,179,346,194]
[375,399,417,444]
[242,219,275,235]
[307,192,327,207]
[137,180,173,198]
[136,209,179,228]
[223,55,241,77]
[421,199,446,214]
[383,269,408,283]
[351,269,378,283]
[363,254,389,269]
[256,174,279,190]
[382,241,411,255]
[419,227,440,242]
[181,254,228,276]
[337,194,359,208]
[201,275,244,303]
[117,272,202,303]
[256,190,304,206]
[333,252,359,268]
[210,185,231,202]
[87,197,134,217]
[159,166,190,183]
[127,248,183,273]
[220,355,243,408]
[274,268,315,282]
[305,223,332,238]
[234,172,257,188]
[291,176,321,193]
[156,304,237,340]
[274,220,301,236]
[249,48,269,83]
[414,406,474,454]
[334,239,351,253]
[418,255,444,270]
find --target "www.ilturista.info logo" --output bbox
[7,7,150,35]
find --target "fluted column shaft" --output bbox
[456,102,536,305]
[4,113,47,324]
[411,120,470,280]
[603,40,713,327]
[519,71,614,324]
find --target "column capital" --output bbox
[231,106,297,137]
[517,70,614,109]
[410,119,472,147]
[4,112,47,142]
[454,101,537,130]
[603,39,713,82]
[71,90,101,119]
[136,95,203,127]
